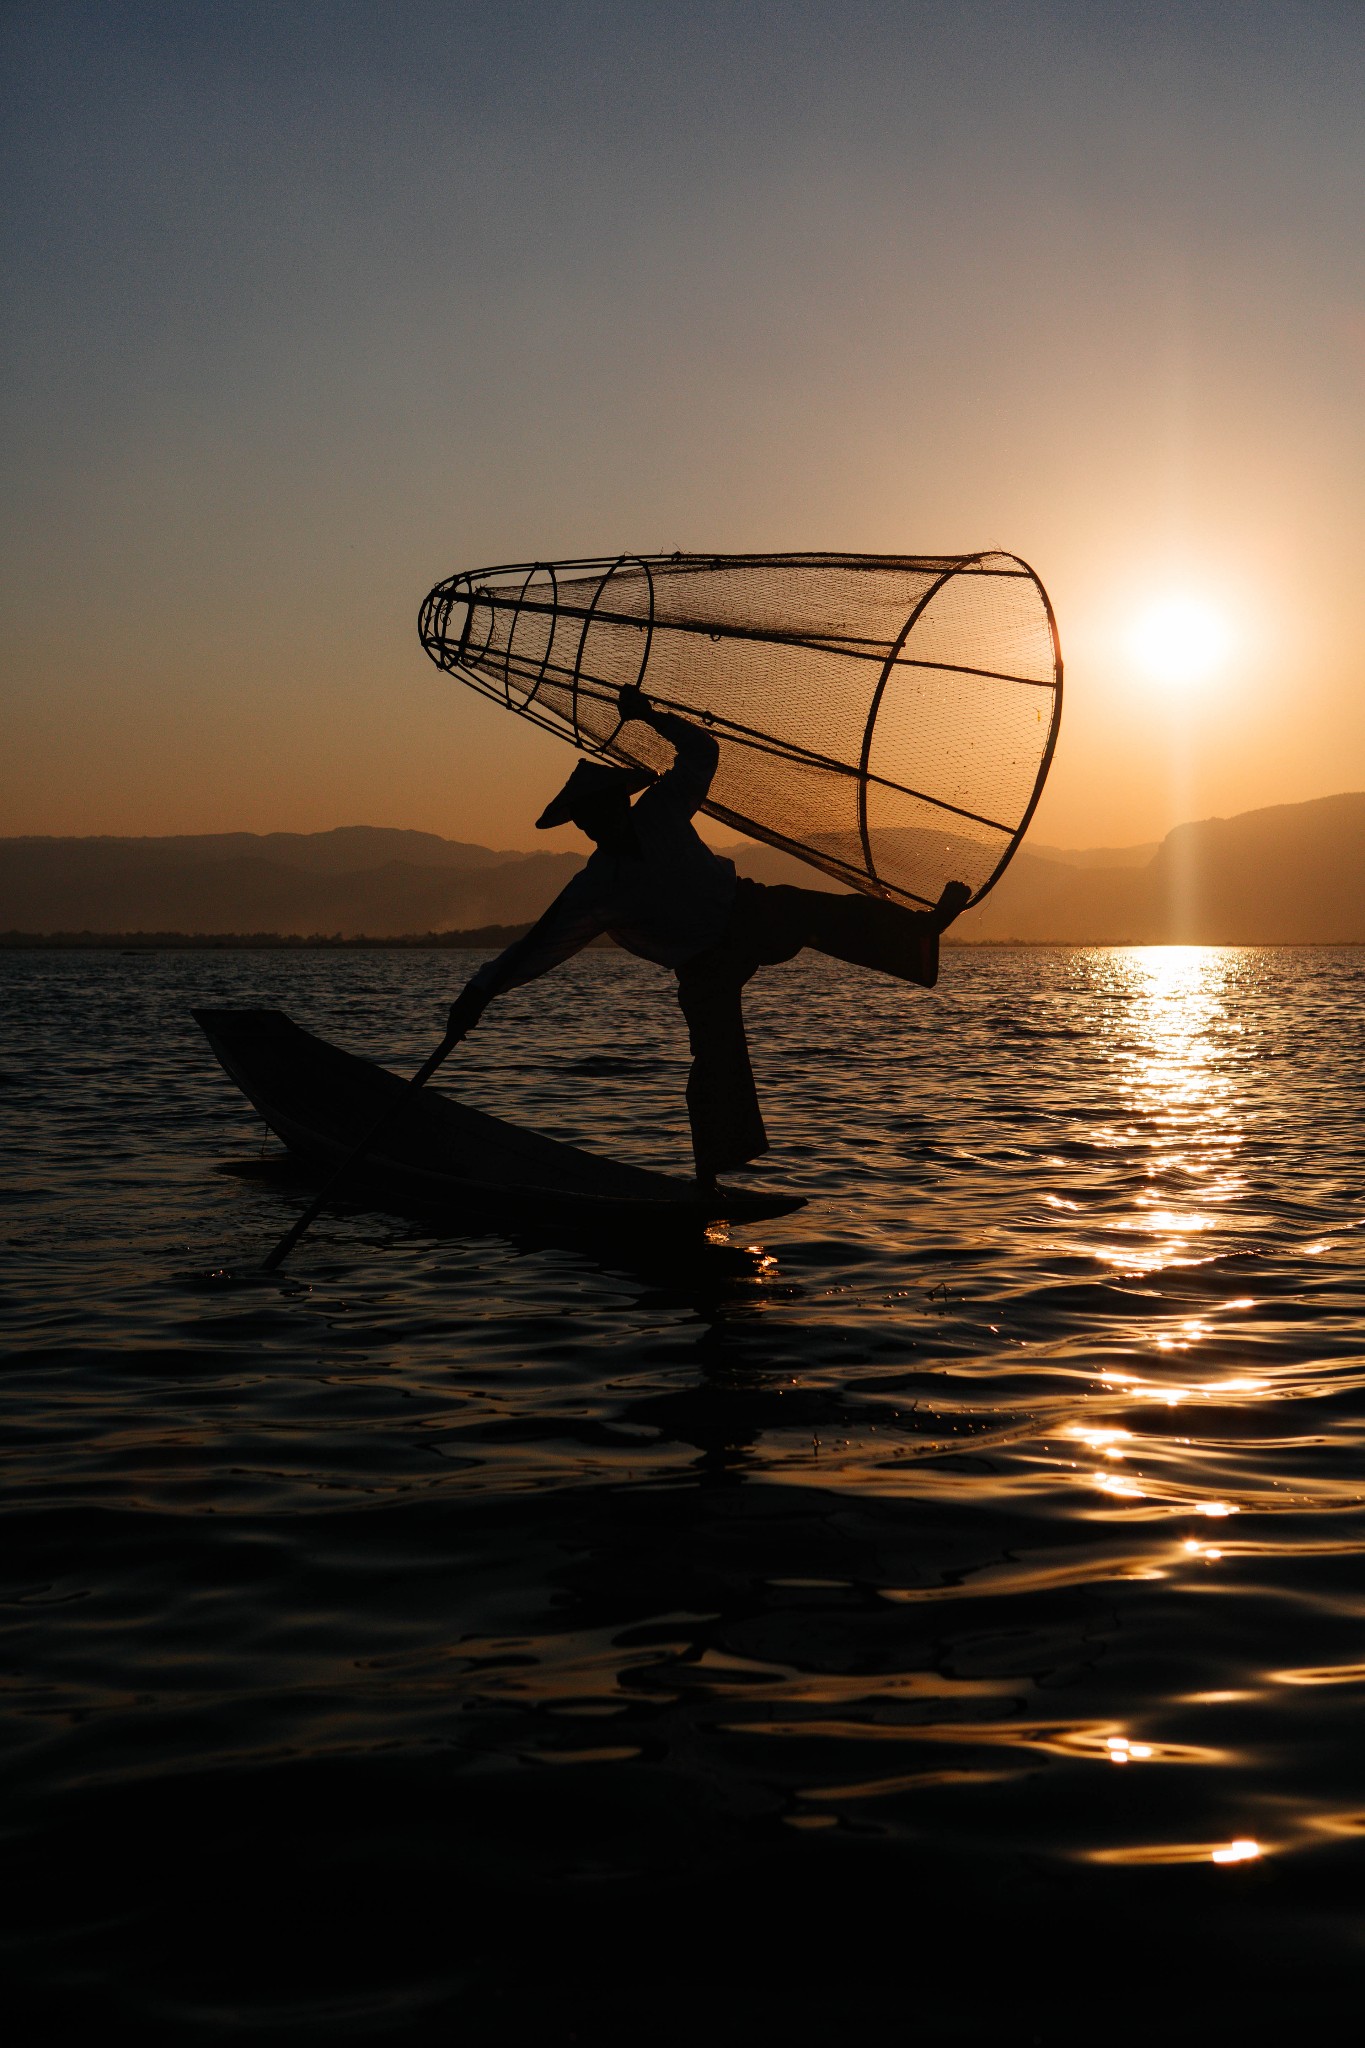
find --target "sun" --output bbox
[1128,595,1231,687]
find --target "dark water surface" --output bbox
[3,945,1364,2041]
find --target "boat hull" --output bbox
[194,1008,805,1228]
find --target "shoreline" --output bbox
[3,930,1361,952]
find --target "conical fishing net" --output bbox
[418,551,1062,909]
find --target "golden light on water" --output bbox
[749,943,1340,1900]
[1042,950,1274,1532]
[1127,594,1232,687]
[1097,948,1242,1278]
[1105,1736,1154,1762]
[1089,1837,1266,1867]
[1269,1663,1365,1688]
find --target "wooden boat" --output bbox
[194,1008,806,1228]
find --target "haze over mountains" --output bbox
[0,829,584,939]
[955,792,1365,944]
[3,794,1362,944]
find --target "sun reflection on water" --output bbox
[1096,947,1247,1276]
[376,958,1365,1885]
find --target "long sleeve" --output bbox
[642,709,719,818]
[468,869,608,1000]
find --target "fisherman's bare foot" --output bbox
[930,879,972,932]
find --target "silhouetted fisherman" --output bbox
[446,685,970,1190]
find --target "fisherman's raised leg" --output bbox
[763,884,950,987]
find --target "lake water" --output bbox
[3,944,1364,2042]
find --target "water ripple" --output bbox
[3,944,1364,2038]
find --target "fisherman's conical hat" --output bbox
[535,758,653,829]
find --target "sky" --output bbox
[3,0,1362,851]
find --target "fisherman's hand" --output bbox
[446,985,488,1043]
[617,683,651,723]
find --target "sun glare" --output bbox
[1128,595,1231,688]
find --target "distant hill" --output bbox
[1025,841,1158,870]
[721,799,1365,941]
[0,827,583,937]
[956,792,1365,944]
[0,824,815,937]
[3,794,1362,942]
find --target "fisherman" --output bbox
[445,685,970,1190]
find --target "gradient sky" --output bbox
[3,0,1362,850]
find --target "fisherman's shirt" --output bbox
[471,712,737,998]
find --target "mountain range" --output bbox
[2,793,1362,943]
[0,828,584,938]
[954,791,1365,944]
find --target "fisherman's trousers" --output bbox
[674,879,941,1179]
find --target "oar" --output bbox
[262,1030,460,1272]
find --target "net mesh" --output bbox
[418,551,1062,909]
